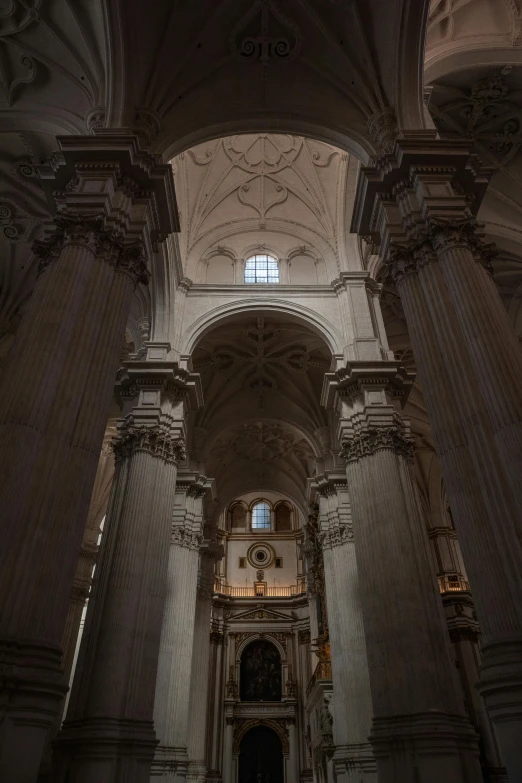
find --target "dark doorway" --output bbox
[240,639,282,701]
[238,725,284,783]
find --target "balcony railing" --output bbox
[438,575,470,593]
[306,660,332,696]
[214,578,306,598]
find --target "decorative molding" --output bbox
[113,425,186,465]
[367,108,398,155]
[340,426,414,464]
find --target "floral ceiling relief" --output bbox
[194,316,329,408]
[210,421,314,465]
[172,133,345,281]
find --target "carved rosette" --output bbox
[113,425,186,465]
[32,212,150,287]
[171,525,202,550]
[340,426,414,465]
[386,217,497,285]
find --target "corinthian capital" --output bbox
[341,424,414,465]
[113,424,185,465]
[428,216,497,273]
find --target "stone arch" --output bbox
[236,633,287,663]
[181,299,343,356]
[233,718,289,755]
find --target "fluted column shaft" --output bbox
[151,525,200,782]
[392,236,522,778]
[55,421,184,783]
[323,365,482,783]
[187,540,220,783]
[321,529,375,781]
[344,432,481,782]
[0,222,145,783]
[352,139,522,779]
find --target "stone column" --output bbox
[222,716,234,783]
[55,369,198,783]
[208,624,225,776]
[0,134,176,783]
[352,136,522,780]
[314,474,376,782]
[323,363,482,782]
[288,719,299,783]
[187,539,222,783]
[151,474,214,782]
[61,423,117,693]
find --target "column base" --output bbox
[0,637,68,783]
[478,638,522,781]
[54,717,158,783]
[150,744,189,781]
[186,759,207,782]
[370,712,481,783]
[332,743,377,781]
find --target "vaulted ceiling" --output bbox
[192,314,331,505]
[172,133,352,282]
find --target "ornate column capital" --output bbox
[170,525,202,550]
[113,424,186,465]
[340,425,414,465]
[37,134,178,246]
[33,214,150,286]
[350,134,494,269]
[385,216,497,285]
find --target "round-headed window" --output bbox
[244,254,279,284]
[252,501,271,530]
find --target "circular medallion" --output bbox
[247,542,275,568]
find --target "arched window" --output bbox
[244,254,279,284]
[230,502,246,530]
[275,503,292,532]
[240,639,282,701]
[252,501,271,530]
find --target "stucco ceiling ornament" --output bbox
[430,69,522,168]
[229,0,301,66]
[210,421,314,465]
[197,317,328,407]
[224,135,302,174]
[0,0,39,105]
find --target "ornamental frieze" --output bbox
[321,525,354,549]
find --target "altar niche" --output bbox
[240,639,282,701]
[238,725,284,783]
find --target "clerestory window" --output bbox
[244,254,279,284]
[251,501,271,529]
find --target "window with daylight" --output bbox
[244,254,279,284]
[252,502,271,529]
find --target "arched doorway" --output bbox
[240,639,282,701]
[238,725,284,783]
